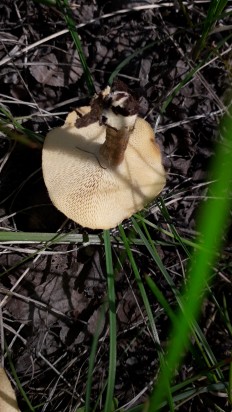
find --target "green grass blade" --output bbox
[192,0,228,60]
[118,225,161,348]
[145,275,176,325]
[85,304,107,412]
[176,0,193,27]
[133,213,202,251]
[108,42,156,86]
[56,0,95,95]
[131,217,178,293]
[222,294,232,337]
[144,109,232,411]
[6,343,35,411]
[132,216,224,381]
[161,31,232,114]
[157,199,191,258]
[118,225,175,412]
[0,107,44,145]
[0,230,167,247]
[0,231,68,279]
[103,230,117,412]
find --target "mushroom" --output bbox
[0,368,21,412]
[42,85,166,229]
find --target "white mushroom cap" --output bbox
[42,103,166,230]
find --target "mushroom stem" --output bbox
[98,87,139,168]
[99,125,131,168]
[74,85,139,168]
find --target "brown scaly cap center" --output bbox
[75,82,139,168]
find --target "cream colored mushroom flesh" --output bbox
[42,85,166,229]
[0,368,21,412]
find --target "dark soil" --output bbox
[0,1,232,411]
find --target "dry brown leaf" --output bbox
[29,51,83,87]
[29,53,64,87]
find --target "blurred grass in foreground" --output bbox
[145,109,232,411]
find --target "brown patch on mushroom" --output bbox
[98,125,130,168]
[75,93,104,128]
[42,86,166,229]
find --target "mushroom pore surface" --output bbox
[42,107,166,229]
